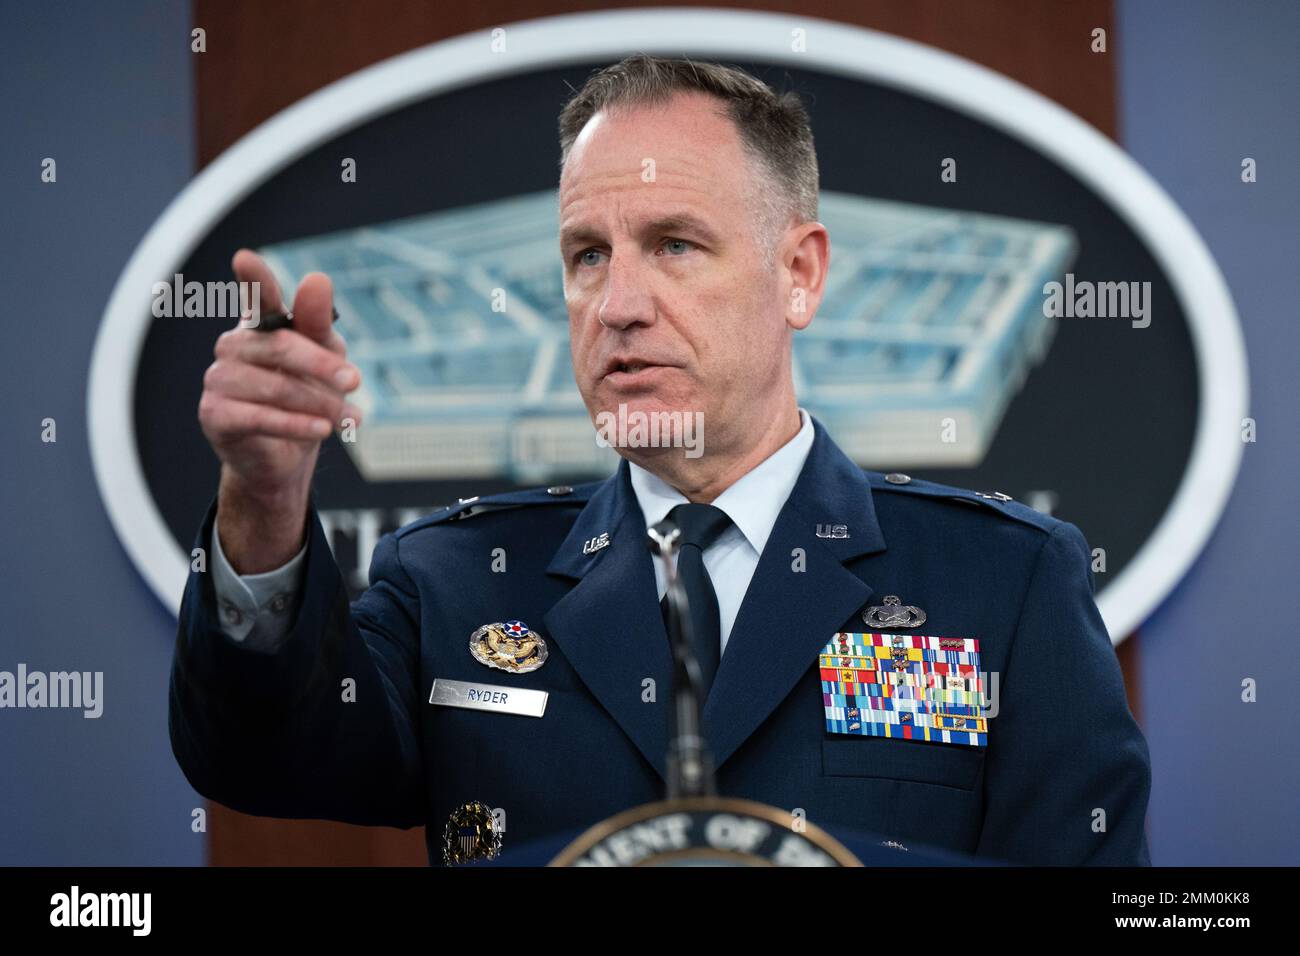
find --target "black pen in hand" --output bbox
[248,306,340,332]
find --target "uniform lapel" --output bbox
[544,460,672,782]
[702,420,888,770]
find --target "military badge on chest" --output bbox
[469,619,548,673]
[427,620,551,720]
[821,597,988,747]
[442,800,502,866]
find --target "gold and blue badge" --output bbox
[469,620,548,674]
[820,632,988,746]
[442,800,502,865]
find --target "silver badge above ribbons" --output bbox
[862,595,927,629]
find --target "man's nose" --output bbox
[597,252,655,331]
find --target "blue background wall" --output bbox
[1119,0,1300,865]
[0,0,1294,864]
[0,1,201,865]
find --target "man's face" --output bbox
[559,92,799,463]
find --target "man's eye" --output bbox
[659,238,694,256]
[577,249,605,267]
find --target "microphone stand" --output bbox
[647,520,716,799]
[546,522,861,865]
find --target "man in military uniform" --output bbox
[171,55,1151,865]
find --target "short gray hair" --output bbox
[558,54,819,257]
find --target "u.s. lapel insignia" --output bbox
[815,523,850,539]
[582,531,610,554]
[819,633,988,747]
[469,620,548,673]
[862,594,927,628]
[442,801,502,865]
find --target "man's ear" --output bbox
[783,222,829,331]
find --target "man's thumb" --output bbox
[290,272,334,343]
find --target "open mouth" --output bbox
[603,362,672,390]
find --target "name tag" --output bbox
[428,678,548,718]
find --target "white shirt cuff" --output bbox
[210,511,308,651]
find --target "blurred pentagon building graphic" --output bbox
[262,191,1074,481]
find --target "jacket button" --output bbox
[547,485,573,496]
[884,473,911,484]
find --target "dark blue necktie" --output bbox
[660,503,734,698]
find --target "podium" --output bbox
[483,799,1001,867]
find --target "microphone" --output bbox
[647,519,716,799]
[547,523,862,864]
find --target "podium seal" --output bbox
[549,797,861,867]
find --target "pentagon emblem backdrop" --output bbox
[10,0,1295,876]
[89,10,1246,650]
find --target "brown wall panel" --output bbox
[194,0,1117,167]
[208,814,427,866]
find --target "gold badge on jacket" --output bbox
[442,801,502,865]
[469,620,548,673]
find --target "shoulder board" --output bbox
[395,481,602,539]
[864,470,1060,535]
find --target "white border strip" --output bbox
[88,8,1248,642]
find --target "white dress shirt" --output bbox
[210,408,815,657]
[629,407,814,656]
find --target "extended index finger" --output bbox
[231,248,286,322]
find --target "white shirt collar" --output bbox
[628,407,815,555]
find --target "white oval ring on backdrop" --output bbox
[87,8,1248,642]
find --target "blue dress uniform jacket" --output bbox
[169,417,1152,865]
